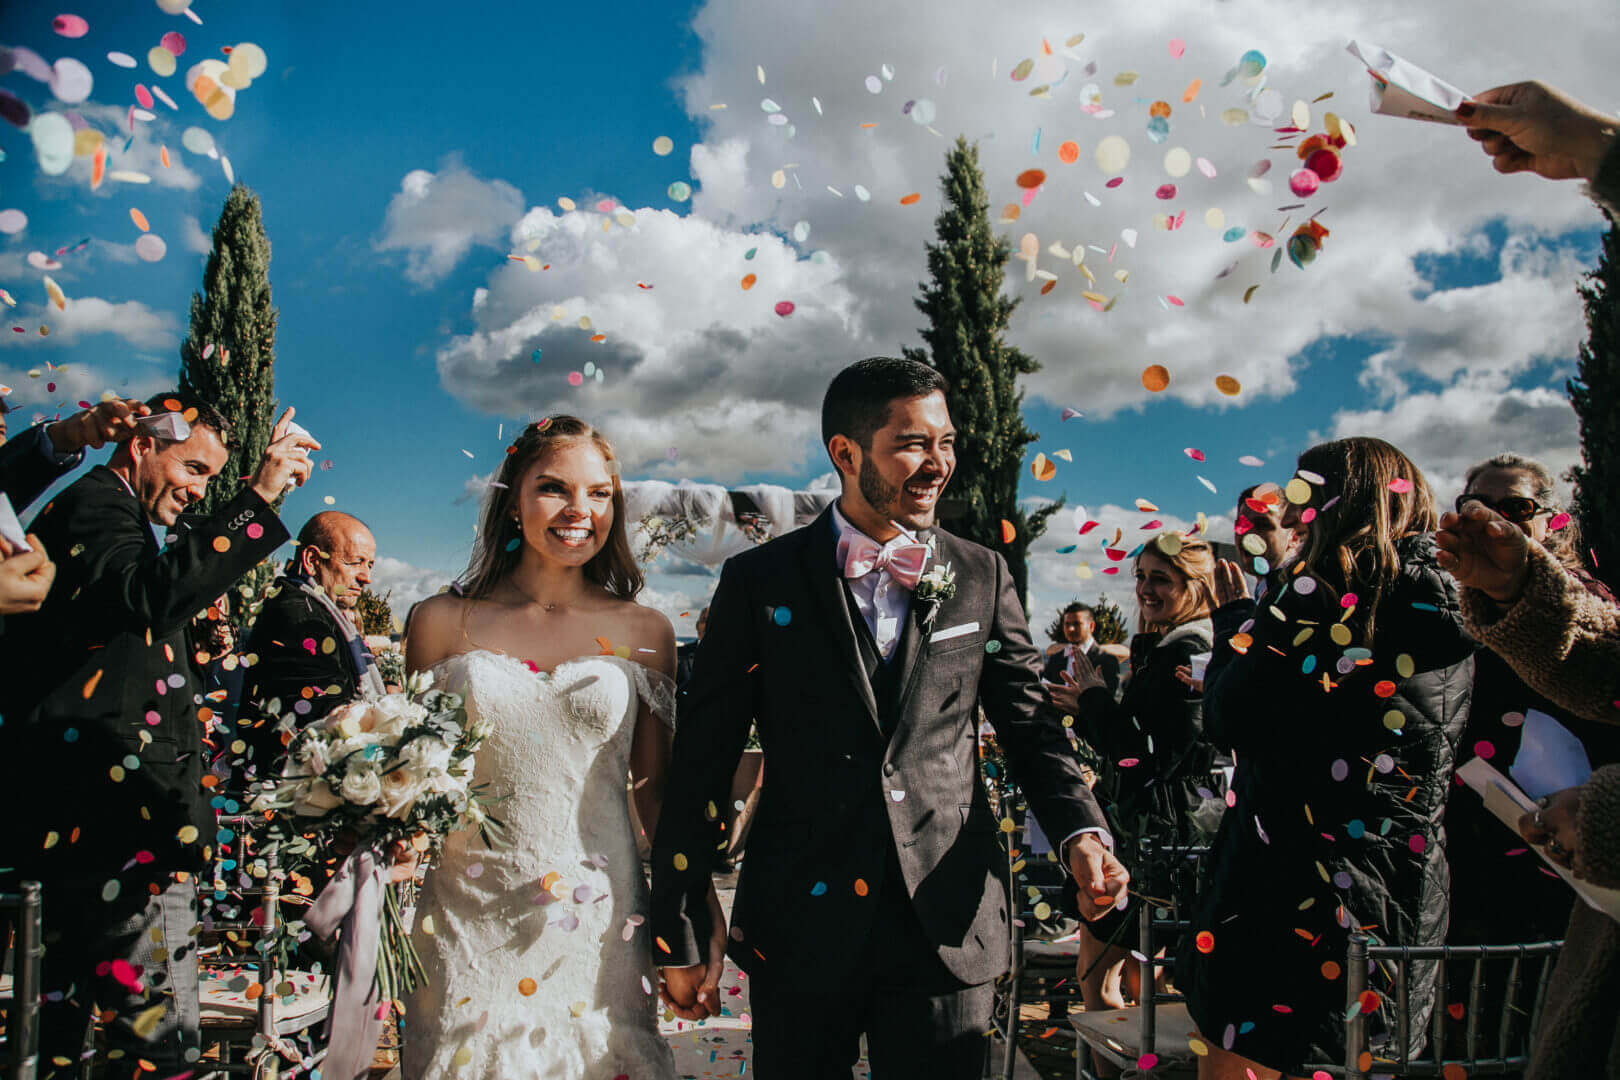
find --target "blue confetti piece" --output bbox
[1031,127,1041,155]
[1056,544,1077,554]
[1223,226,1247,242]
[1346,819,1365,839]
[1411,602,1438,612]
[532,349,543,363]
[772,606,792,627]
[810,881,827,896]
[1239,1021,1256,1034]
[744,247,757,260]
[64,727,78,743]
[1302,655,1317,675]
[1379,818,1394,836]
[985,640,1003,654]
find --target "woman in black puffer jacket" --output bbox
[1179,437,1476,1079]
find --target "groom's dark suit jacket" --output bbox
[651,507,1107,988]
[0,466,288,886]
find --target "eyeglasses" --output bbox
[1454,492,1554,524]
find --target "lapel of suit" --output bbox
[797,508,881,731]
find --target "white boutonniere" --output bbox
[914,561,956,604]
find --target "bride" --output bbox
[402,415,726,1078]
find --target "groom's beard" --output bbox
[859,456,936,531]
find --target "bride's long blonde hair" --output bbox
[458,416,644,601]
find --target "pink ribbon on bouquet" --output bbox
[305,848,388,1080]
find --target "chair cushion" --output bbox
[199,967,331,1032]
[1071,1002,1199,1066]
[1022,937,1081,963]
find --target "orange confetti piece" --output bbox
[859,122,878,129]
[1215,374,1242,396]
[1321,961,1341,980]
[899,192,921,205]
[1039,280,1056,295]
[1058,141,1080,164]
[518,977,537,996]
[595,636,614,655]
[1030,453,1056,481]
[1182,79,1203,103]
[211,536,231,553]
[82,669,104,699]
[655,936,672,955]
[1000,520,1016,544]
[1141,364,1170,392]
[244,983,263,1000]
[1015,168,1046,190]
[91,144,106,190]
[999,203,1020,222]
[130,208,150,232]
[854,878,869,896]
[590,334,606,343]
[740,273,756,290]
[160,146,170,169]
[1195,930,1215,953]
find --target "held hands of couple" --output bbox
[249,407,322,505]
[659,884,728,1020]
[1434,503,1532,605]
[0,533,55,616]
[1067,832,1130,921]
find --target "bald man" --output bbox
[237,511,386,779]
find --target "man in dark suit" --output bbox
[0,399,151,619]
[1042,602,1122,697]
[651,357,1126,1078]
[0,393,315,1077]
[674,604,709,689]
[238,510,384,780]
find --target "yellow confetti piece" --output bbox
[1285,477,1313,505]
[1031,453,1056,481]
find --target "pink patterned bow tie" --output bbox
[838,531,929,589]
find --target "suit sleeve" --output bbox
[649,557,759,967]
[979,552,1108,843]
[0,423,82,513]
[45,482,289,640]
[240,594,356,761]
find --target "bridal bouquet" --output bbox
[250,670,502,1004]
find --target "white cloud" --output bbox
[369,556,452,615]
[1328,381,1580,502]
[0,357,169,419]
[375,155,526,287]
[0,296,180,350]
[46,104,204,194]
[404,0,1606,490]
[180,214,212,254]
[433,203,860,479]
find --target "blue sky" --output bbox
[2,0,1608,632]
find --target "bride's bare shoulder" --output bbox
[405,591,472,672]
[602,595,676,675]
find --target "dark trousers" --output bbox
[748,862,994,1080]
[35,877,200,1080]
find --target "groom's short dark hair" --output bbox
[822,356,950,455]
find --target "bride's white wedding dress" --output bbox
[402,650,677,1079]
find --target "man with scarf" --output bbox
[238,511,385,781]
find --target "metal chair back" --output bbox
[1332,933,1563,1078]
[1133,839,1213,1056]
[0,881,43,1080]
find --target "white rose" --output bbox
[294,737,330,777]
[332,703,363,739]
[293,779,346,816]
[397,735,453,778]
[339,763,383,806]
[378,765,429,819]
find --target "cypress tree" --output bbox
[178,184,280,630]
[178,183,278,518]
[904,137,1060,608]
[1569,224,1620,583]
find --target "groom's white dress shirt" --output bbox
[831,503,915,660]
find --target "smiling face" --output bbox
[1135,550,1193,629]
[129,426,229,526]
[833,391,955,535]
[513,438,616,568]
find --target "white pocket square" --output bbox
[929,621,980,644]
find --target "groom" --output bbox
[652,357,1126,1077]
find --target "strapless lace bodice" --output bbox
[401,650,676,1079]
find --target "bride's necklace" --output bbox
[511,582,575,614]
